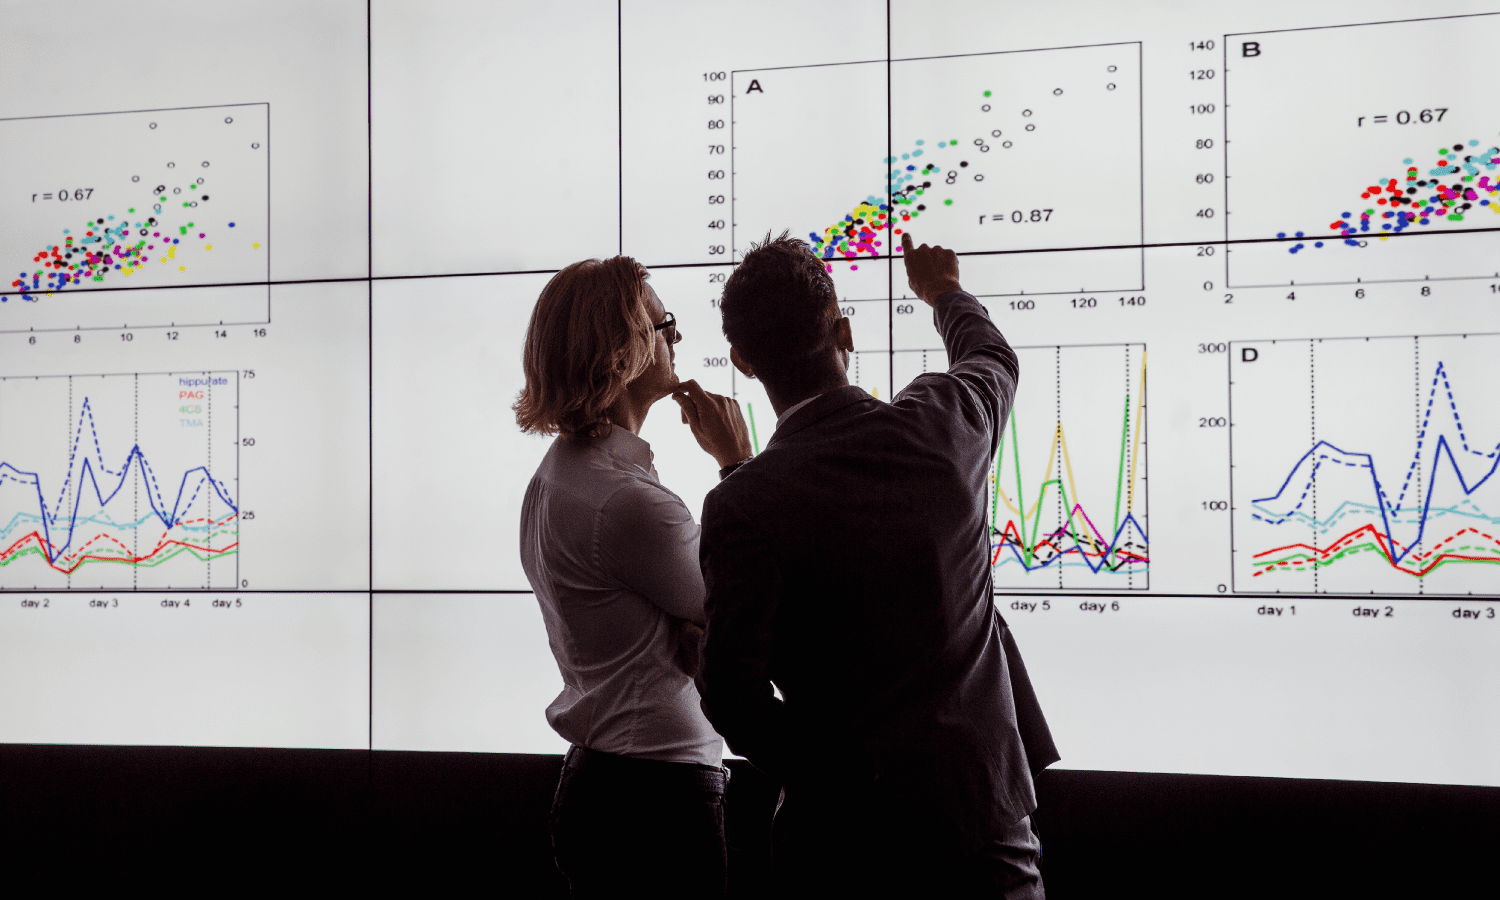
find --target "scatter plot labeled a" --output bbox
[1225,14,1500,287]
[731,44,1143,299]
[0,104,269,331]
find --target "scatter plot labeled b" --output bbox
[1225,15,1500,287]
[731,44,1143,299]
[0,104,269,331]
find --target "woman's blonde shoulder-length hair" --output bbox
[513,256,658,441]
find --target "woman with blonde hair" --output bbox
[516,255,751,899]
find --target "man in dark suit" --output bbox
[681,230,1058,896]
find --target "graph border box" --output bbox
[0,103,271,333]
[730,42,1146,300]
[1221,14,1500,290]
[1227,331,1500,599]
[0,369,241,592]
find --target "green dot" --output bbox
[951,138,958,144]
[128,208,135,213]
[160,196,167,201]
[983,90,992,97]
[944,199,953,206]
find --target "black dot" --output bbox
[1453,144,1464,151]
[922,181,931,188]
[917,204,926,211]
[1407,188,1416,194]
[1417,180,1428,187]
[200,195,208,200]
[960,161,969,167]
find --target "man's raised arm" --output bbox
[901,232,1020,456]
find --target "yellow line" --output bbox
[1126,352,1147,513]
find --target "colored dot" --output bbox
[944,199,953,206]
[850,264,859,271]
[229,222,236,227]
[915,140,924,146]
[1277,232,1286,238]
[983,90,992,97]
[178,265,186,271]
[253,242,260,249]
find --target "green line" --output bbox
[747,402,761,455]
[1112,393,1130,538]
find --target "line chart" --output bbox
[1230,335,1500,596]
[0,372,239,590]
[889,342,1148,590]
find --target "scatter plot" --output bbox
[731,44,1142,299]
[1230,334,1500,597]
[1226,15,1500,287]
[0,104,270,331]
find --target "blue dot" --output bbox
[1341,212,1351,219]
[1295,231,1304,238]
[1277,232,1286,238]
[1420,218,1430,225]
[1315,242,1324,248]
[906,165,915,171]
[228,222,235,227]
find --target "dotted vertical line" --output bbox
[133,374,138,591]
[1056,346,1063,591]
[1124,343,1132,591]
[1308,340,1320,594]
[207,371,213,589]
[1415,337,1422,596]
[66,376,72,591]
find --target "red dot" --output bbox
[1360,193,1370,199]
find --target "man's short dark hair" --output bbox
[720,231,841,394]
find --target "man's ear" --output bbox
[730,346,756,379]
[834,316,854,353]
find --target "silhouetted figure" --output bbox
[684,232,1059,897]
[516,256,752,899]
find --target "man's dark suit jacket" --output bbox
[696,290,1059,853]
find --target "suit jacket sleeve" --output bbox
[901,290,1019,460]
[695,486,787,777]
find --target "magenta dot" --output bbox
[850,264,859,271]
[199,233,205,238]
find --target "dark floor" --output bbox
[2,744,1495,896]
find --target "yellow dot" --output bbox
[161,258,168,263]
[253,242,261,249]
[205,244,213,250]
[178,265,186,271]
